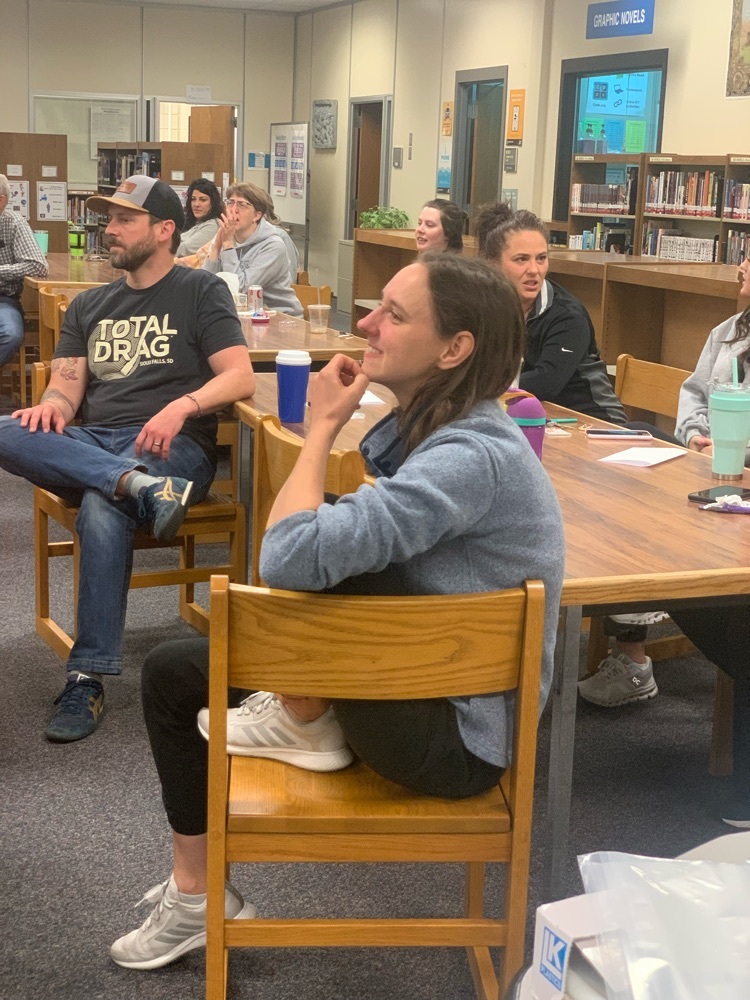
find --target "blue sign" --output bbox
[586,0,654,38]
[539,927,568,990]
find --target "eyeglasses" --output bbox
[226,199,255,211]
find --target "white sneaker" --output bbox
[197,691,354,772]
[578,652,658,707]
[110,875,257,970]
[609,611,670,626]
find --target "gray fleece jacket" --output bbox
[175,218,220,258]
[259,400,565,769]
[676,311,750,462]
[202,217,302,316]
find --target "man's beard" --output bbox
[108,232,158,272]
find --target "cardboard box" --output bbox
[531,891,630,1000]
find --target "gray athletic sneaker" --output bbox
[578,652,658,707]
[197,691,354,772]
[609,611,669,626]
[110,875,257,970]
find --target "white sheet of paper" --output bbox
[359,390,384,405]
[598,447,686,468]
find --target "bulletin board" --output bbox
[269,121,310,268]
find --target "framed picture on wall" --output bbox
[312,100,338,149]
[727,0,750,96]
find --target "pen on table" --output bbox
[546,417,578,424]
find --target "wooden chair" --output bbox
[38,282,105,362]
[588,353,733,774]
[291,282,333,320]
[250,413,367,585]
[206,574,546,1000]
[31,362,246,659]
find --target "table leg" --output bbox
[544,604,583,900]
[238,418,254,576]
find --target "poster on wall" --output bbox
[441,102,454,137]
[37,181,67,221]
[727,0,750,96]
[274,134,289,198]
[311,100,337,149]
[7,180,30,218]
[436,139,452,194]
[290,128,306,200]
[90,102,134,158]
[506,89,526,146]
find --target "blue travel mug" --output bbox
[276,349,312,423]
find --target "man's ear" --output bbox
[437,330,475,371]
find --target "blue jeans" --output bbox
[0,299,24,367]
[0,418,215,675]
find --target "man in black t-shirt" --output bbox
[0,176,255,744]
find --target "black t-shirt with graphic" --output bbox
[55,267,246,463]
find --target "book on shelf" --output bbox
[725,228,750,265]
[568,223,630,251]
[570,168,637,215]
[645,168,722,217]
[724,180,750,221]
[642,220,719,261]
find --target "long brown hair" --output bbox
[729,305,750,373]
[399,254,525,455]
[421,199,465,252]
[475,202,549,261]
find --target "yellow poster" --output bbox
[506,89,525,146]
[441,101,454,137]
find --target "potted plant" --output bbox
[358,206,410,230]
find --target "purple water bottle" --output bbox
[506,393,546,460]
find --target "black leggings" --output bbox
[141,638,504,836]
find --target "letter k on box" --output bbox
[531,891,625,998]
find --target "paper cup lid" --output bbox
[277,349,312,365]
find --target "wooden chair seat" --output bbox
[290,282,333,320]
[227,757,510,837]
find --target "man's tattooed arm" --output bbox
[41,388,76,416]
[51,357,80,382]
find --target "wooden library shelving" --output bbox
[567,153,644,253]
[96,141,224,195]
[567,152,750,265]
[0,131,68,253]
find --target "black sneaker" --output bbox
[721,799,750,829]
[45,673,105,743]
[139,477,193,543]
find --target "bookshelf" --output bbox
[567,154,644,253]
[724,154,750,265]
[640,154,724,262]
[96,141,224,194]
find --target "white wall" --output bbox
[1,0,295,191]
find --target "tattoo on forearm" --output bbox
[50,357,80,382]
[41,389,76,415]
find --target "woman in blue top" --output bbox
[109,253,565,972]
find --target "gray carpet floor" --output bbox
[0,384,736,1000]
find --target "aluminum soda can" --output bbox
[248,286,264,313]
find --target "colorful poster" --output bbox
[36,181,67,221]
[290,129,306,200]
[506,89,525,146]
[441,102,454,137]
[7,180,30,218]
[436,139,452,194]
[274,136,288,197]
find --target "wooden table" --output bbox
[239,313,367,364]
[22,252,123,314]
[235,379,750,895]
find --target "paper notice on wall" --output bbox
[290,129,306,200]
[436,139,452,194]
[90,102,133,158]
[37,181,68,221]
[274,135,288,197]
[8,180,30,218]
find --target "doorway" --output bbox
[452,67,507,232]
[145,99,239,189]
[346,96,393,238]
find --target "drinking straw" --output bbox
[733,356,739,386]
[316,269,321,305]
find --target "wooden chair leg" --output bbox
[710,669,734,777]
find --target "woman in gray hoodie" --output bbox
[202,182,302,316]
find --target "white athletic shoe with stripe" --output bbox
[197,691,354,772]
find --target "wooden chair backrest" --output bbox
[210,576,545,702]
[614,353,691,420]
[38,283,103,361]
[291,283,333,319]
[251,414,366,584]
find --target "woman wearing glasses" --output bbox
[203,183,303,316]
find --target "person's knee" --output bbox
[0,309,24,365]
[142,638,210,711]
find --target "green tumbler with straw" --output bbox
[709,382,750,480]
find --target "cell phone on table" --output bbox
[585,428,653,440]
[688,486,750,503]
